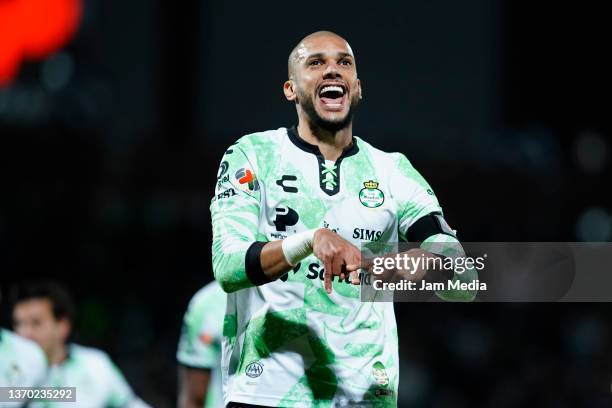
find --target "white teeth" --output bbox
[320,86,344,96]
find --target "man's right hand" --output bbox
[312,228,362,294]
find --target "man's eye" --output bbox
[340,59,352,66]
[309,60,322,66]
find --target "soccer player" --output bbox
[210,31,466,407]
[1,287,48,408]
[177,281,226,408]
[10,280,150,408]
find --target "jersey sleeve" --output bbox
[390,153,443,240]
[210,142,262,293]
[389,154,477,301]
[176,290,223,369]
[9,332,48,387]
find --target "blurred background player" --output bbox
[10,280,150,408]
[0,286,48,408]
[177,281,226,408]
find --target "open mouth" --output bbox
[317,84,347,111]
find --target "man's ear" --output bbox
[284,80,297,101]
[357,78,363,100]
[58,318,71,343]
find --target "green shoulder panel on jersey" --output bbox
[389,152,442,240]
[345,138,442,241]
[211,136,262,292]
[211,130,288,293]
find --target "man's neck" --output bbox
[48,344,68,366]
[297,121,353,162]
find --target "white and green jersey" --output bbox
[177,281,226,408]
[0,328,47,407]
[210,127,449,407]
[29,344,149,408]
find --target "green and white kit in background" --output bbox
[0,328,47,408]
[177,281,226,408]
[30,344,149,408]
[211,127,464,407]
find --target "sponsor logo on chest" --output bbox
[353,228,383,241]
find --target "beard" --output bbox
[297,87,360,133]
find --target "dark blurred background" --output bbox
[1,0,611,406]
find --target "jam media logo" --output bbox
[359,180,384,208]
[245,362,263,378]
[235,168,259,192]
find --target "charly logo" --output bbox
[235,168,260,192]
[245,362,263,378]
[276,175,298,193]
[359,180,384,208]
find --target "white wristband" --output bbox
[282,229,317,266]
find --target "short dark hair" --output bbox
[10,280,75,324]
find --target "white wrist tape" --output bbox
[282,229,317,266]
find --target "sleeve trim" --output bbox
[245,241,271,286]
[407,212,457,242]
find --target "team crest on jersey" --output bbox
[235,168,260,192]
[359,180,384,208]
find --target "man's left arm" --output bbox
[391,153,477,301]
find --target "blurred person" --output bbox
[0,287,48,408]
[11,280,150,408]
[177,281,226,408]
[210,31,468,407]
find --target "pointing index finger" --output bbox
[323,257,333,294]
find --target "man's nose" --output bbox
[322,62,341,79]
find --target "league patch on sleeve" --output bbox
[235,168,260,192]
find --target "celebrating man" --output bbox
[210,31,465,407]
